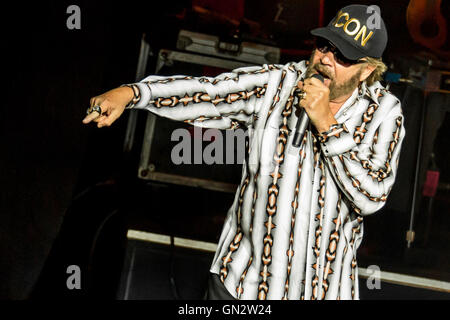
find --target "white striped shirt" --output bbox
[126,60,405,300]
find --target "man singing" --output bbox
[83,5,405,300]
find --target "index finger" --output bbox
[82,111,101,124]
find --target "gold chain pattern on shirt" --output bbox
[258,70,292,300]
[282,134,308,300]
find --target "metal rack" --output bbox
[124,31,280,193]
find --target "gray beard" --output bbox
[304,54,362,100]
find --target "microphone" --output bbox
[292,73,324,147]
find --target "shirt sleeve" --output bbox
[122,65,279,130]
[319,93,405,216]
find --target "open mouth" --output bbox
[315,69,331,81]
[313,67,333,87]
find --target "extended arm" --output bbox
[83,65,283,129]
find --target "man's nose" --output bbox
[320,51,334,65]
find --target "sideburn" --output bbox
[329,67,363,100]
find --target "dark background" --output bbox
[2,0,449,299]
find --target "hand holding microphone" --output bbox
[292,74,325,147]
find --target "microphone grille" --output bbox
[311,74,324,83]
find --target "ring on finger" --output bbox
[298,92,307,100]
[86,105,102,115]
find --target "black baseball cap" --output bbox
[310,4,388,60]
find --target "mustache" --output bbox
[311,64,334,80]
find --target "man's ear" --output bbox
[359,62,376,82]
